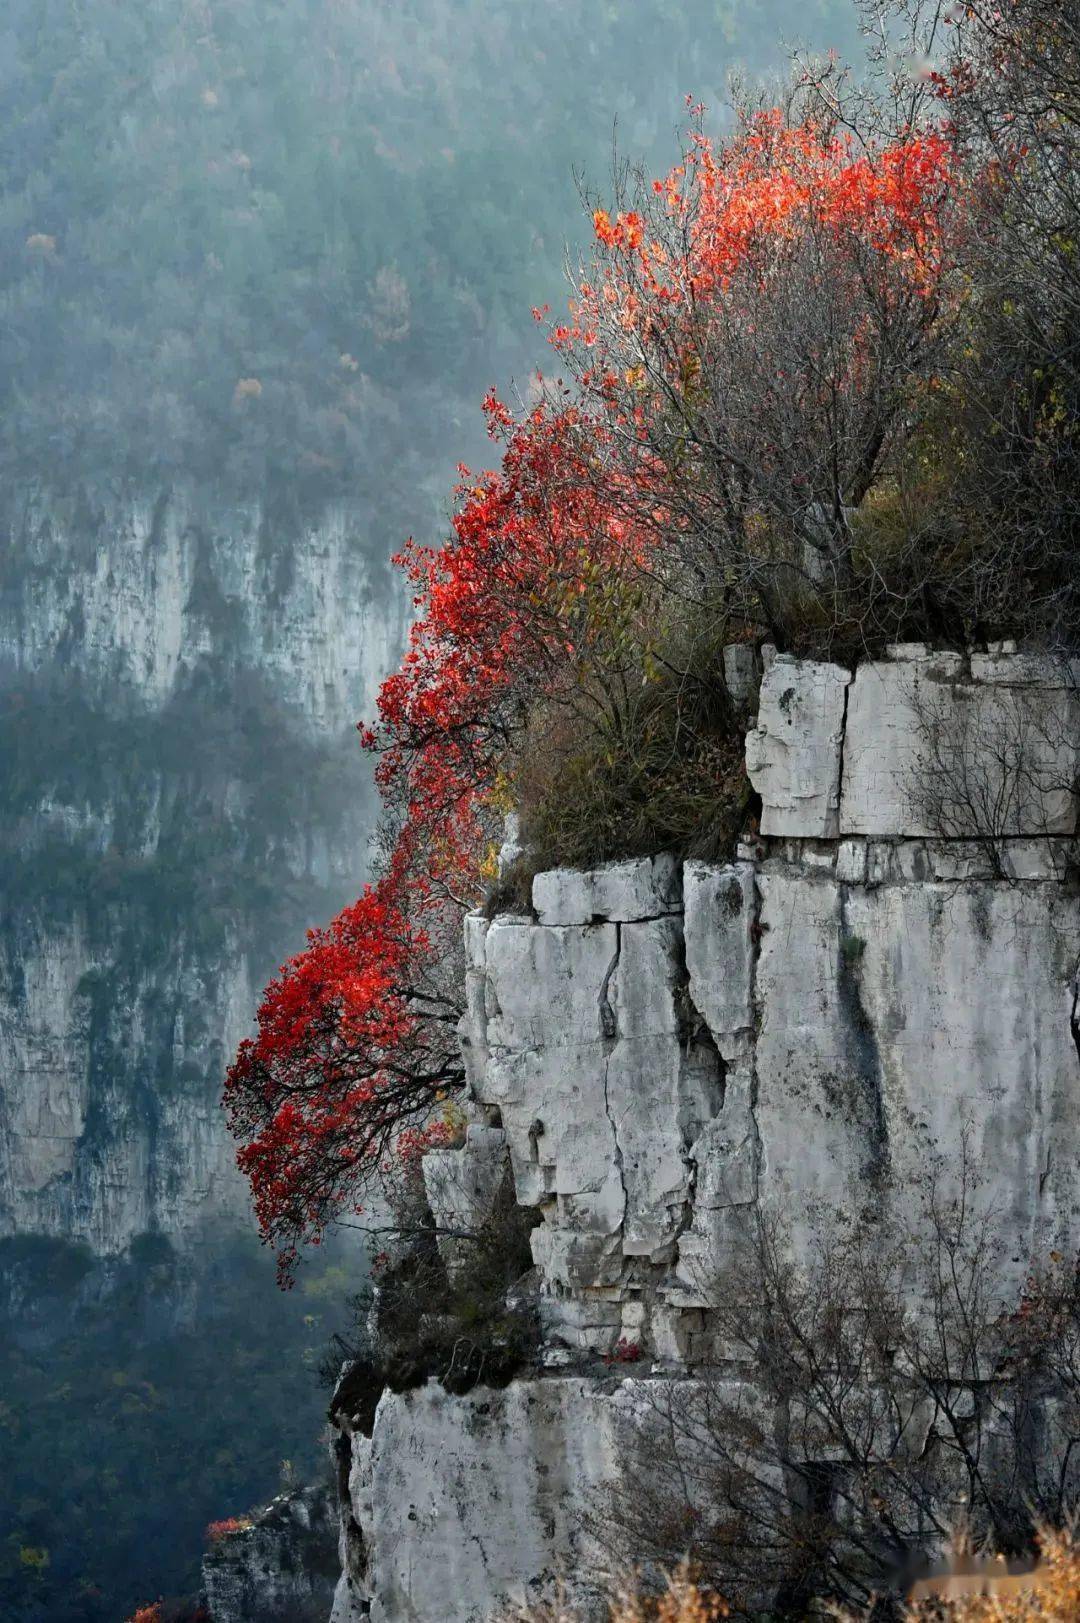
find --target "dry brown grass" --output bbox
[497,1531,1080,1621]
[898,1528,1080,1621]
[496,1565,727,1622]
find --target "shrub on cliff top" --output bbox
[322,1165,539,1407]
[517,601,750,871]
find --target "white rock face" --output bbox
[754,869,1080,1284]
[332,1370,783,1620]
[840,653,1079,837]
[467,908,722,1298]
[722,642,761,712]
[484,919,618,1053]
[423,1126,509,1274]
[683,860,756,1048]
[745,656,851,837]
[346,1379,652,1622]
[333,648,1080,1623]
[531,854,682,926]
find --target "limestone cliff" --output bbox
[330,644,1080,1622]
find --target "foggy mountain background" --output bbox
[0,3,855,1618]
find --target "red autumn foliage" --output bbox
[205,1517,252,1543]
[549,110,960,630]
[584,111,955,305]
[365,393,639,834]
[602,1337,643,1365]
[226,105,963,1276]
[224,842,466,1279]
[225,397,633,1275]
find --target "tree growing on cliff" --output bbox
[847,0,1080,651]
[547,97,961,654]
[228,78,984,1274]
[223,845,467,1279]
[225,398,648,1272]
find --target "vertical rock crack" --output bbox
[599,924,628,1222]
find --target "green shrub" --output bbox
[516,603,752,874]
[324,1169,540,1420]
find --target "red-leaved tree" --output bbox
[227,100,965,1277]
[550,105,961,649]
[224,840,466,1278]
[224,398,638,1274]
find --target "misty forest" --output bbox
[5,3,1080,1622]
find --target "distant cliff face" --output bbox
[0,912,254,1247]
[0,484,408,1253]
[0,488,402,723]
[202,1486,340,1623]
